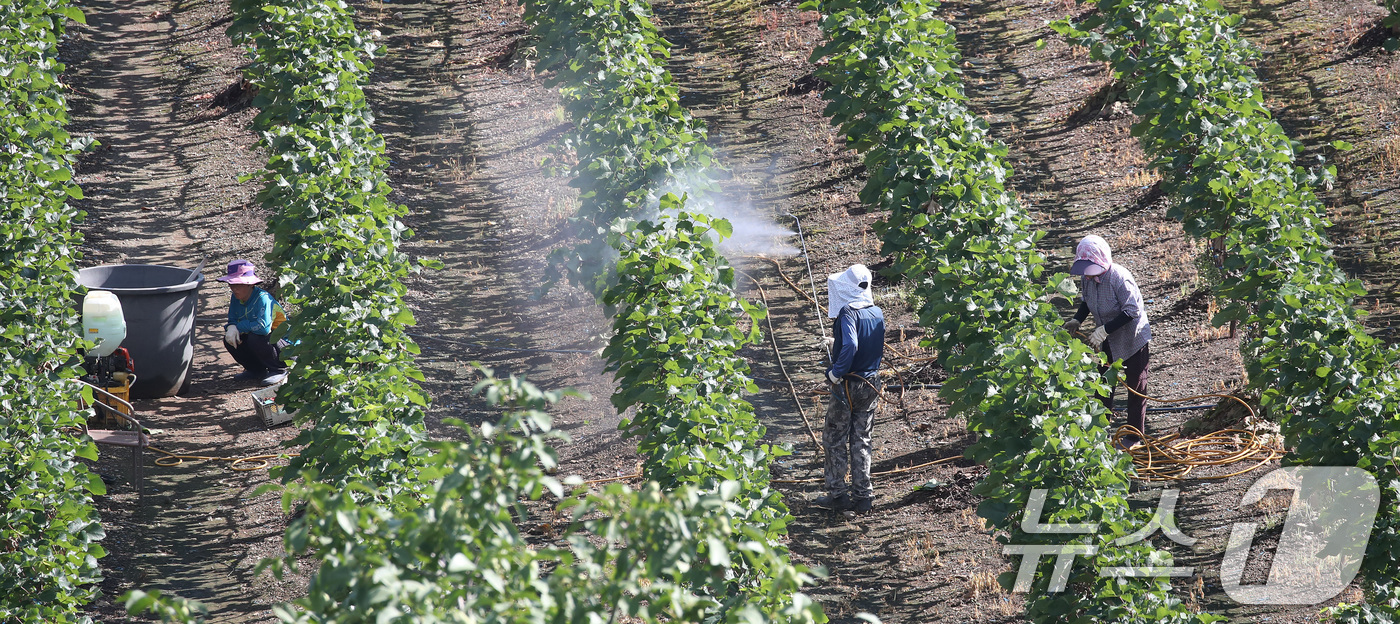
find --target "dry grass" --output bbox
[1253,489,1293,514]
[1189,298,1232,343]
[1338,585,1365,604]
[1114,229,1144,249]
[1145,223,1201,287]
[1188,323,1232,343]
[1374,137,1400,173]
[1184,575,1206,612]
[827,595,855,618]
[897,532,944,573]
[973,598,1021,619]
[445,156,477,183]
[751,8,782,31]
[1112,168,1161,189]
[1374,68,1399,93]
[1366,297,1396,316]
[1330,15,1372,46]
[957,508,990,531]
[402,23,436,39]
[966,569,1019,619]
[544,193,578,225]
[966,570,1003,601]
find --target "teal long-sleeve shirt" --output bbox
[228,288,276,336]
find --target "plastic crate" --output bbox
[251,384,295,428]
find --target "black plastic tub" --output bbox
[77,264,203,399]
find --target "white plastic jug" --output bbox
[83,290,126,357]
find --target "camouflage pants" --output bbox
[824,376,880,500]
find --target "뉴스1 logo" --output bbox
[1003,466,1379,605]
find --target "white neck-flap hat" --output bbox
[827,264,874,318]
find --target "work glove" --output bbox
[224,324,241,348]
[826,370,842,384]
[1088,326,1108,350]
[822,336,834,350]
[1063,319,1082,335]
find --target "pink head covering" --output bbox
[216,259,263,285]
[1070,235,1111,277]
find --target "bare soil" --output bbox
[64,0,301,620]
[60,0,1399,621]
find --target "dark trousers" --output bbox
[1100,343,1150,436]
[226,332,285,375]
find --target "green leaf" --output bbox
[84,472,106,496]
[711,218,733,239]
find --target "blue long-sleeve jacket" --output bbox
[828,304,885,379]
[228,288,276,336]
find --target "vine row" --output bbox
[521,0,815,613]
[263,371,825,623]
[0,2,106,621]
[1054,0,1400,618]
[114,1,825,621]
[524,0,717,294]
[228,0,431,499]
[807,0,1219,621]
[130,370,826,623]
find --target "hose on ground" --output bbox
[738,268,824,453]
[149,446,297,471]
[1115,381,1283,481]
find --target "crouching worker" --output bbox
[815,264,885,514]
[1063,235,1152,449]
[217,259,289,386]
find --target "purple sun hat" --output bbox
[216,259,263,285]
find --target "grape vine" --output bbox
[1054,0,1400,618]
[229,0,432,499]
[120,1,824,621]
[807,0,1220,621]
[0,2,106,621]
[521,0,815,611]
[130,369,827,623]
[260,371,824,623]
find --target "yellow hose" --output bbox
[1115,381,1283,481]
[149,446,297,472]
[1064,328,1284,480]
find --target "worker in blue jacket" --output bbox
[218,259,288,386]
[814,264,885,514]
